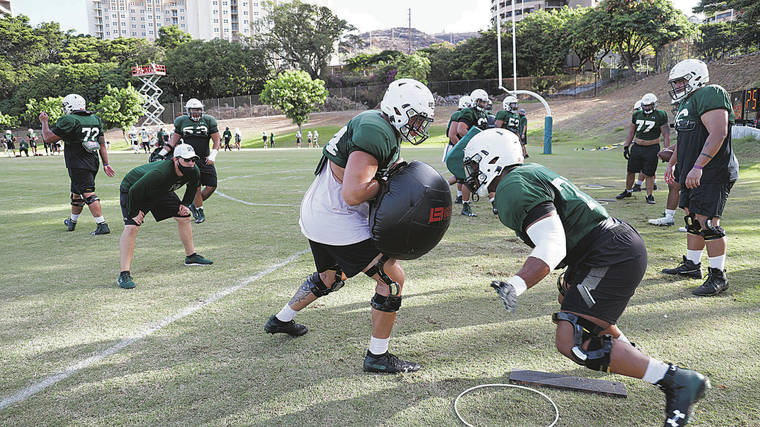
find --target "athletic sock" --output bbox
[686,249,703,265]
[665,209,675,219]
[635,180,643,186]
[616,331,630,344]
[369,336,389,355]
[457,190,462,197]
[709,254,726,270]
[276,304,298,322]
[94,216,105,224]
[70,213,80,222]
[642,358,670,384]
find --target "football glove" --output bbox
[490,280,519,312]
[623,146,630,160]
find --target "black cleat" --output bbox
[654,183,659,191]
[188,203,200,221]
[662,256,702,279]
[454,195,463,204]
[632,183,642,192]
[616,190,633,199]
[363,350,420,374]
[646,194,656,204]
[64,218,77,231]
[461,203,477,217]
[264,314,308,337]
[491,200,499,215]
[91,222,110,235]
[195,207,206,224]
[692,268,728,296]
[657,364,709,427]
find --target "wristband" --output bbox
[208,149,218,162]
[507,275,527,296]
[103,164,109,167]
[158,148,168,156]
[693,165,703,170]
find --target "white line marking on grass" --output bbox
[0,250,307,412]
[216,190,299,207]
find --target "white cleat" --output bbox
[649,216,675,226]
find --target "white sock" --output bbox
[94,216,105,224]
[709,254,726,270]
[642,358,670,384]
[665,209,675,219]
[635,180,643,186]
[457,190,462,197]
[70,213,80,222]
[686,249,703,264]
[276,304,298,322]
[616,331,630,343]
[369,336,389,355]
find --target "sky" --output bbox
[14,0,703,36]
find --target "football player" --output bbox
[19,138,29,157]
[649,99,683,227]
[617,93,670,204]
[264,78,434,374]
[662,59,738,296]
[313,130,319,148]
[152,99,221,224]
[445,95,472,205]
[223,126,233,151]
[453,89,490,217]
[39,94,115,235]
[4,130,16,157]
[464,128,710,427]
[129,127,139,154]
[117,144,212,289]
[28,129,39,156]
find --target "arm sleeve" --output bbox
[181,168,200,206]
[52,116,75,139]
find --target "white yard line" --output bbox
[215,190,299,207]
[0,250,307,412]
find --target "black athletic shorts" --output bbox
[197,159,217,187]
[561,218,647,325]
[6,141,15,150]
[679,180,734,218]
[308,238,381,278]
[627,143,659,177]
[120,190,189,226]
[68,168,97,194]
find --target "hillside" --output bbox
[357,27,478,52]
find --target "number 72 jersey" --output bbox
[632,109,668,140]
[493,163,609,253]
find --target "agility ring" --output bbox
[454,383,559,427]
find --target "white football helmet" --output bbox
[463,128,524,197]
[503,96,518,111]
[633,100,642,111]
[380,78,435,145]
[641,93,657,114]
[186,98,204,121]
[62,94,86,114]
[668,59,709,102]
[28,129,33,133]
[470,89,489,111]
[458,95,472,109]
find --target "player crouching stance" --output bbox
[463,129,709,427]
[117,144,213,289]
[264,79,435,374]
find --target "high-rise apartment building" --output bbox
[87,0,267,41]
[491,0,598,23]
[0,0,12,16]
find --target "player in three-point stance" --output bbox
[463,128,709,427]
[264,79,435,374]
[661,59,738,296]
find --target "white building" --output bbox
[491,0,598,23]
[0,0,12,16]
[704,9,738,24]
[86,0,267,41]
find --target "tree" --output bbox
[695,22,736,60]
[262,0,360,79]
[395,52,431,84]
[260,70,328,134]
[695,0,760,52]
[572,7,617,95]
[156,25,192,50]
[0,111,19,129]
[515,8,577,78]
[96,84,144,142]
[24,97,63,127]
[419,43,457,83]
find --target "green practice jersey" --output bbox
[446,110,463,142]
[20,140,28,149]
[674,85,737,184]
[223,129,232,141]
[494,163,609,256]
[52,112,104,171]
[120,159,200,218]
[322,110,400,175]
[458,107,489,131]
[495,110,522,135]
[631,109,668,140]
[173,114,219,158]
[3,133,11,142]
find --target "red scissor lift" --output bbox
[131,64,167,126]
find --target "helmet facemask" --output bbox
[463,153,488,196]
[642,103,655,114]
[400,108,434,145]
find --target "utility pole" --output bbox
[408,8,411,54]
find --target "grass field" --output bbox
[1,127,759,426]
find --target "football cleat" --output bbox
[195,207,206,224]
[91,222,110,235]
[184,253,213,266]
[654,183,659,191]
[616,190,632,199]
[64,218,77,232]
[649,216,675,226]
[454,195,463,204]
[632,183,642,192]
[117,272,136,289]
[646,194,656,204]
[188,203,199,221]
[657,364,709,427]
[264,314,308,336]
[662,256,702,279]
[363,350,420,373]
[461,203,477,217]
[692,268,728,296]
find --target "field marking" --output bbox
[0,250,307,412]
[216,190,299,207]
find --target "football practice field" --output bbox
[1,132,759,426]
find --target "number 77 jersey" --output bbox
[632,109,668,140]
[493,163,609,253]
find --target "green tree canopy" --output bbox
[395,52,431,84]
[695,0,759,51]
[515,7,578,77]
[96,84,144,141]
[24,97,63,127]
[260,70,328,131]
[0,111,19,129]
[156,25,192,50]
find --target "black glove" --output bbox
[149,150,165,163]
[623,146,630,160]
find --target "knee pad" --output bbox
[85,194,100,205]
[684,214,701,235]
[70,194,85,207]
[366,255,402,312]
[371,293,402,312]
[701,220,725,241]
[307,268,345,298]
[552,312,613,372]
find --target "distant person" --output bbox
[156,127,167,149]
[445,95,472,205]
[307,131,313,148]
[262,130,267,148]
[270,132,275,148]
[4,130,17,157]
[234,128,242,150]
[19,138,29,157]
[454,88,490,217]
[296,129,302,148]
[313,130,319,148]
[129,127,139,154]
[28,129,39,156]
[223,126,232,151]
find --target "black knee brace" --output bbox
[85,194,100,205]
[684,214,702,235]
[700,220,725,241]
[307,267,345,298]
[70,194,85,207]
[366,255,402,313]
[552,312,613,372]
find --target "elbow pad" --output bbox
[526,214,566,270]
